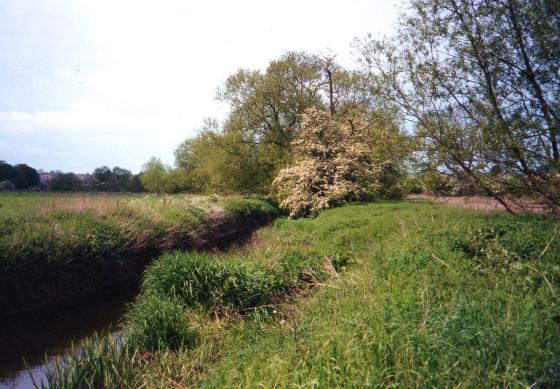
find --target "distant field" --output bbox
[42,201,560,388]
[0,192,278,314]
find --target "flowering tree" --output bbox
[273,109,383,217]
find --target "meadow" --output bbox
[0,192,277,314]
[40,200,560,388]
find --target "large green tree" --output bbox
[141,157,187,194]
[0,161,39,189]
[176,51,377,194]
[357,0,560,213]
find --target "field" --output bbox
[40,200,560,388]
[0,192,278,314]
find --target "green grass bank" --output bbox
[39,200,560,388]
[0,193,278,314]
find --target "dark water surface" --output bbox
[0,286,138,388]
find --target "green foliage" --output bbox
[449,215,559,273]
[0,161,40,190]
[357,0,560,211]
[41,202,559,387]
[0,180,16,191]
[274,108,408,217]
[92,166,135,192]
[174,52,387,195]
[0,193,278,313]
[125,294,196,351]
[196,203,559,388]
[140,157,188,194]
[221,197,279,218]
[47,172,82,191]
[14,163,40,188]
[141,252,280,311]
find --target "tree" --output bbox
[48,173,82,191]
[14,164,40,188]
[357,0,560,213]
[273,109,385,217]
[140,158,186,194]
[0,161,23,189]
[112,167,132,192]
[93,166,114,190]
[140,158,167,193]
[127,174,145,193]
[0,161,40,189]
[176,51,377,194]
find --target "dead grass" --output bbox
[408,193,551,214]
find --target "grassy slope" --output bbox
[0,193,277,313]
[43,201,560,388]
[197,202,559,388]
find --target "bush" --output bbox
[0,180,16,191]
[221,197,279,218]
[125,294,196,351]
[273,109,382,218]
[449,215,559,273]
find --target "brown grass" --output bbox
[408,194,550,214]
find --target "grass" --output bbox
[0,192,277,314]
[42,201,560,387]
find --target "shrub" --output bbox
[221,197,279,218]
[449,216,559,273]
[0,180,16,191]
[273,109,381,218]
[125,294,196,351]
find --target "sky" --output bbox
[0,0,399,173]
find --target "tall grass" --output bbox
[35,333,140,389]
[198,203,560,388]
[0,193,277,314]
[42,201,560,387]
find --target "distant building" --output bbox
[38,171,57,185]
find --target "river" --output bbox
[0,285,138,389]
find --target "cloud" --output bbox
[0,103,185,135]
[0,0,399,172]
[0,111,36,134]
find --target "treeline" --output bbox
[0,161,40,191]
[46,167,144,192]
[141,0,559,216]
[0,161,144,193]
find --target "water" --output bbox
[0,286,138,389]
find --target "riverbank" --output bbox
[42,201,560,387]
[0,193,278,316]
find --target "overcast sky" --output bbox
[0,0,399,173]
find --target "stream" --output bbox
[0,285,138,389]
[0,214,269,388]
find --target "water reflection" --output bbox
[0,286,137,389]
